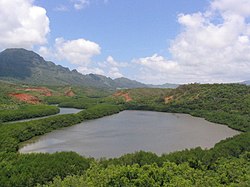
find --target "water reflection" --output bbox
[19,110,240,158]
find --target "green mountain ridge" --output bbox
[0,48,146,88]
[0,48,179,89]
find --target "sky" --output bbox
[1,0,250,84]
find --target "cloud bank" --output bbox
[54,37,101,65]
[39,38,126,79]
[0,0,50,49]
[134,0,250,84]
[39,37,104,75]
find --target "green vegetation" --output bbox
[0,83,250,186]
[0,81,60,122]
[45,96,103,109]
[0,105,59,122]
[162,84,250,132]
[125,84,250,132]
[42,153,250,187]
[125,88,171,105]
[43,86,114,109]
[99,132,250,169]
[0,81,115,122]
[0,152,92,187]
[104,88,171,107]
[0,81,18,107]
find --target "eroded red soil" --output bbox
[17,87,52,96]
[113,92,132,102]
[9,93,41,104]
[65,89,75,97]
[164,96,173,104]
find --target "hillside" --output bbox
[113,77,147,88]
[147,83,179,88]
[242,80,250,85]
[1,83,249,186]
[0,49,144,88]
[121,83,250,132]
[0,48,179,89]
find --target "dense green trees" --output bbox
[0,104,124,186]
[0,83,250,186]
[0,152,92,187]
[161,84,250,132]
[0,105,59,122]
[124,84,250,132]
[41,152,250,187]
[99,133,250,170]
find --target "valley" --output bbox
[0,78,249,186]
[1,0,250,186]
[0,49,249,186]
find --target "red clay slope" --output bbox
[113,92,132,102]
[17,87,52,96]
[9,93,40,104]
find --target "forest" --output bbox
[0,82,249,186]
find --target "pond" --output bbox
[19,110,240,158]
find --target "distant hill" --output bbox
[114,77,147,88]
[0,48,178,89]
[0,48,144,88]
[242,80,250,85]
[147,83,179,89]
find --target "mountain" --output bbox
[242,80,250,85]
[114,77,147,88]
[147,83,179,89]
[0,48,179,89]
[0,48,146,88]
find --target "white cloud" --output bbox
[106,56,119,67]
[100,56,126,78]
[55,37,101,65]
[211,0,250,16]
[0,0,50,49]
[71,0,90,10]
[135,0,250,84]
[178,13,205,28]
[78,66,105,75]
[133,54,182,84]
[39,46,53,58]
[39,37,102,75]
[76,56,125,78]
[75,55,125,78]
[54,5,69,12]
[135,54,179,73]
[69,0,109,10]
[108,67,123,78]
[106,56,128,68]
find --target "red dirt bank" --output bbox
[164,96,173,104]
[17,87,52,96]
[113,92,132,102]
[65,88,75,97]
[9,93,40,104]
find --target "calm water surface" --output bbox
[19,110,240,158]
[11,107,82,123]
[57,108,82,115]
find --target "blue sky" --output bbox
[1,0,250,84]
[35,0,208,61]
